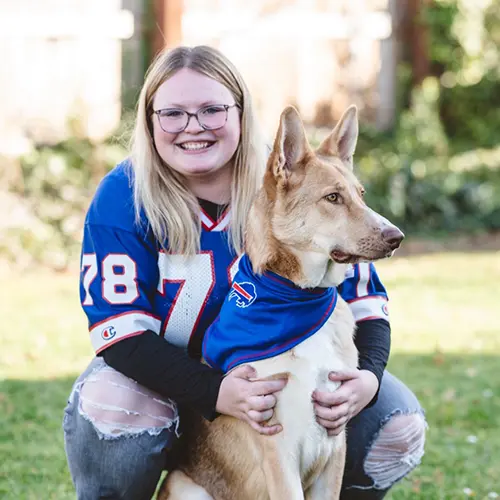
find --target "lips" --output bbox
[176,141,215,151]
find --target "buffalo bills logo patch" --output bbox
[101,326,116,341]
[228,282,257,308]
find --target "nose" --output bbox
[382,226,404,250]
[184,114,204,133]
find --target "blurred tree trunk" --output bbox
[150,0,183,59]
[407,0,431,86]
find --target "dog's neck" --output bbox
[245,195,347,289]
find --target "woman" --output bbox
[63,45,426,500]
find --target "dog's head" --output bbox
[247,105,403,285]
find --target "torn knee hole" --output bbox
[78,365,178,437]
[364,413,426,489]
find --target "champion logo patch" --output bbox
[381,303,389,316]
[228,281,257,308]
[101,326,116,340]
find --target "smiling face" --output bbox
[152,68,241,183]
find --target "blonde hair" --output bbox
[130,45,266,255]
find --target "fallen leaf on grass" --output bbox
[442,388,456,401]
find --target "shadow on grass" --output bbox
[1,353,499,499]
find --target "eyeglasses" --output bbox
[152,103,238,133]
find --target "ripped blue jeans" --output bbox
[63,358,426,500]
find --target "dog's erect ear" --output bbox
[270,106,310,182]
[316,105,358,169]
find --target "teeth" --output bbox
[179,142,211,150]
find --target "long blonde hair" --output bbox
[130,45,267,255]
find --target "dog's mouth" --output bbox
[330,250,361,264]
[330,249,394,264]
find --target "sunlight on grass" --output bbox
[0,269,92,380]
[376,251,500,354]
[0,250,499,499]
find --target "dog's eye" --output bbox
[325,193,341,203]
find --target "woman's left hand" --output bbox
[312,369,379,436]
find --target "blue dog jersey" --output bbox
[202,254,338,372]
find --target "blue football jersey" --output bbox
[80,161,390,357]
[338,262,390,322]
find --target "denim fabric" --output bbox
[63,358,176,500]
[341,371,425,499]
[63,360,424,500]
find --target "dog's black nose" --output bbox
[382,227,404,250]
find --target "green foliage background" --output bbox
[2,0,500,269]
[353,0,500,237]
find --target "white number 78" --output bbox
[81,253,139,305]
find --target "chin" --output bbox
[184,163,225,177]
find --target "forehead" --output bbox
[306,156,362,190]
[153,68,233,109]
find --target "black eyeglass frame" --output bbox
[152,103,239,133]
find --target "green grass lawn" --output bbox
[0,250,499,499]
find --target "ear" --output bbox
[269,106,310,182]
[316,105,358,169]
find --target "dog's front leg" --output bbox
[304,434,346,500]
[261,435,305,500]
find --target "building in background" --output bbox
[0,0,407,155]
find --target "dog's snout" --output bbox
[382,227,404,250]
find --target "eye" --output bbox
[159,109,184,119]
[325,193,341,203]
[200,105,226,116]
[360,188,366,197]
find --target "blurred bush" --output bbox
[0,137,126,270]
[1,0,500,269]
[423,0,500,154]
[352,0,500,236]
[355,78,500,237]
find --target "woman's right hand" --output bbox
[215,365,287,435]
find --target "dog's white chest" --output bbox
[250,305,357,482]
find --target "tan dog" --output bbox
[159,105,404,500]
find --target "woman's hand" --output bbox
[313,369,379,436]
[216,365,287,435]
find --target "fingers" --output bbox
[247,394,277,412]
[314,400,350,436]
[327,420,348,436]
[247,394,276,424]
[248,419,283,435]
[249,378,287,397]
[314,402,350,423]
[328,370,359,382]
[312,387,350,407]
[248,408,274,423]
[232,364,257,380]
[317,414,349,436]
